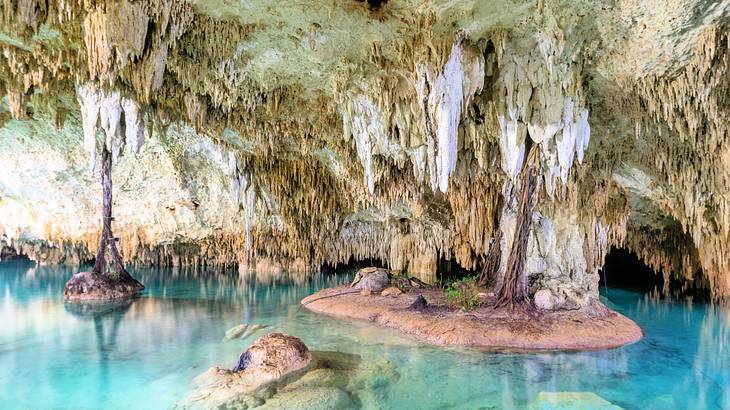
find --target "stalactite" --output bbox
[1,0,728,301]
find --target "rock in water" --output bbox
[260,386,354,410]
[64,271,144,302]
[178,348,398,409]
[223,324,248,341]
[350,267,389,293]
[233,333,311,381]
[381,287,403,297]
[528,392,622,409]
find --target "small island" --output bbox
[302,268,642,351]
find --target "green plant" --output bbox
[107,270,121,282]
[445,276,481,310]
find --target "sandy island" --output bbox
[302,286,643,351]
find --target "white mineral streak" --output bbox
[498,108,525,180]
[433,43,466,192]
[98,91,123,161]
[416,41,484,192]
[77,85,100,171]
[228,150,257,258]
[76,84,146,168]
[121,97,145,154]
[228,151,240,202]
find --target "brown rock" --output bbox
[381,287,403,297]
[232,333,311,381]
[64,271,144,302]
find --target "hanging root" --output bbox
[478,227,502,287]
[495,145,541,309]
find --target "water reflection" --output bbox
[1,261,729,409]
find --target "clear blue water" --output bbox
[1,260,728,409]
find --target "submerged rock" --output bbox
[350,267,389,293]
[223,324,249,341]
[231,333,311,379]
[240,324,268,340]
[63,271,144,302]
[178,336,399,409]
[528,392,623,409]
[258,387,354,410]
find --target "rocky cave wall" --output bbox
[0,0,728,304]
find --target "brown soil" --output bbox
[301,286,643,351]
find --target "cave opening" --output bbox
[356,0,388,9]
[319,256,386,275]
[435,257,479,285]
[600,246,663,292]
[0,246,28,262]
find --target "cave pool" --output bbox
[1,260,728,409]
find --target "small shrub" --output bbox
[107,271,121,282]
[445,276,481,310]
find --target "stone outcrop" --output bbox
[0,1,728,301]
[350,267,390,293]
[231,333,311,380]
[63,271,144,302]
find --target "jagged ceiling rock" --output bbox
[0,0,728,300]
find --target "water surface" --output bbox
[0,260,728,409]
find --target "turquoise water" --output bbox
[1,260,728,409]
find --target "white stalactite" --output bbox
[498,108,526,180]
[77,85,101,172]
[416,41,484,192]
[76,83,146,169]
[122,97,145,154]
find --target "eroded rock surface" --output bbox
[231,333,311,380]
[178,334,398,409]
[63,271,144,302]
[350,267,390,293]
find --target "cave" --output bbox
[600,247,663,293]
[1,0,728,408]
[356,0,388,10]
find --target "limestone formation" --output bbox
[0,1,729,303]
[231,333,311,379]
[178,336,399,409]
[350,267,390,293]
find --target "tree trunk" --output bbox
[495,145,541,308]
[92,146,127,276]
